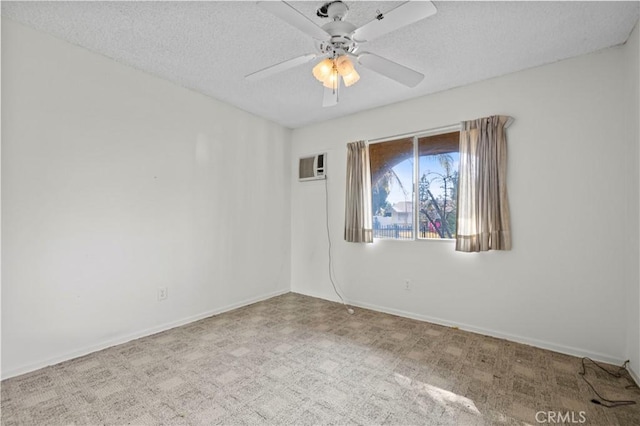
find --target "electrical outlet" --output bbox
[404,280,411,291]
[158,287,168,301]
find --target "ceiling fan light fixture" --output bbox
[314,55,359,88]
[336,55,359,86]
[342,68,360,87]
[321,68,339,89]
[335,55,354,76]
[312,58,335,83]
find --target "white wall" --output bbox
[291,30,639,366]
[625,21,640,382]
[1,19,291,379]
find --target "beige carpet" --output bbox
[1,293,639,425]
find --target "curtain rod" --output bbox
[366,123,461,144]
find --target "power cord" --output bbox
[323,176,354,315]
[579,357,638,408]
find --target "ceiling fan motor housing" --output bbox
[316,19,358,57]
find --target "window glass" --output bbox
[418,132,459,239]
[369,131,460,240]
[369,138,414,240]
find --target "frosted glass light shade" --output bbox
[336,55,355,76]
[342,69,360,87]
[322,69,339,89]
[313,59,334,83]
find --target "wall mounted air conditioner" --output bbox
[299,153,326,181]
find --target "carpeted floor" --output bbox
[1,293,639,425]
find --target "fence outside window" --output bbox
[372,221,451,240]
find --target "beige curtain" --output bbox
[456,116,513,252]
[344,141,373,243]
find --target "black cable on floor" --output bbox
[579,357,638,408]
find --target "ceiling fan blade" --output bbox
[357,52,424,87]
[258,1,330,41]
[353,1,437,43]
[245,53,317,81]
[322,85,338,107]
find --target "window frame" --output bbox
[368,123,461,242]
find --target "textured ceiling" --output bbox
[2,1,639,128]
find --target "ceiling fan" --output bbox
[245,0,437,107]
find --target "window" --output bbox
[369,128,460,240]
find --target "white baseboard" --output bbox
[5,288,634,383]
[292,290,627,366]
[1,288,289,380]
